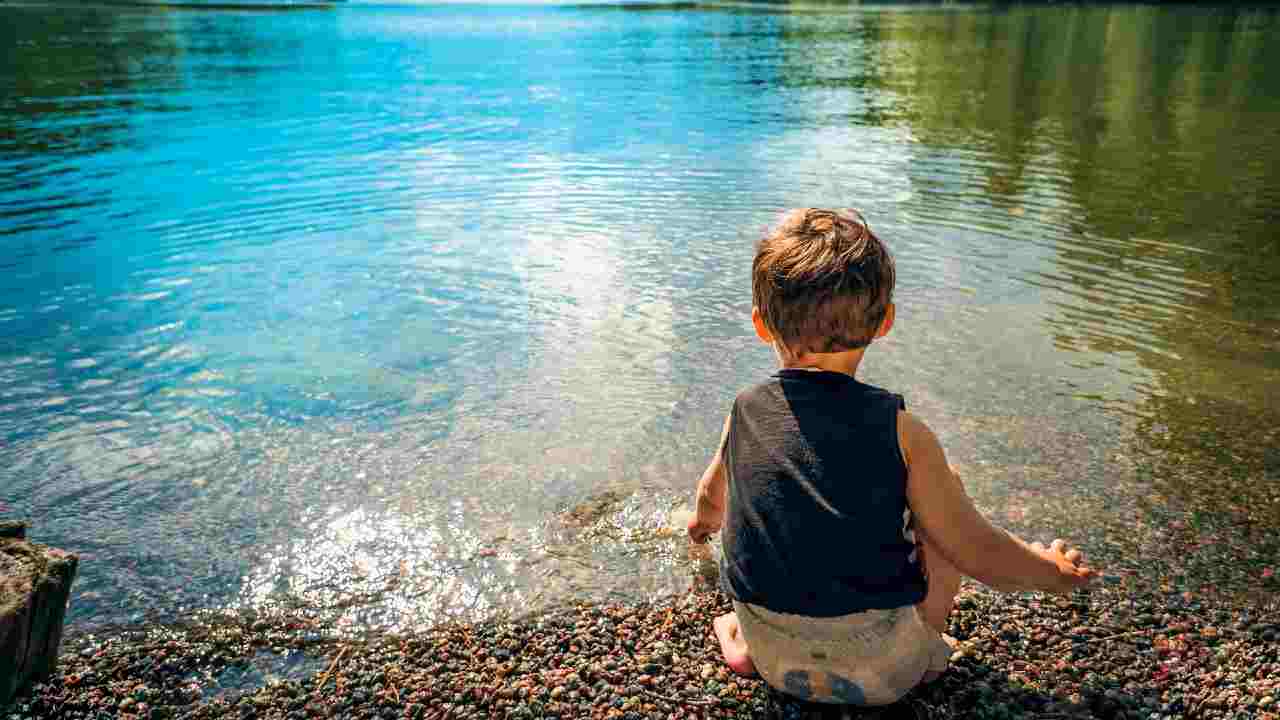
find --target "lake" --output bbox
[2,1,1278,631]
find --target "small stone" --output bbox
[700,663,714,679]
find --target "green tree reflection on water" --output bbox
[868,6,1280,528]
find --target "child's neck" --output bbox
[776,346,867,378]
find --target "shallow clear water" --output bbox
[2,2,1278,630]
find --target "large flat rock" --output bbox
[1,522,79,707]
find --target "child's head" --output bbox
[751,208,895,356]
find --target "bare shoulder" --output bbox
[896,409,941,466]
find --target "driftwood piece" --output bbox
[0,526,78,706]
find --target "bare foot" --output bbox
[713,612,758,677]
[921,633,958,685]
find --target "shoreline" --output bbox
[6,582,1278,719]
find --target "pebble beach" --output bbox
[4,3,1280,719]
[7,580,1278,720]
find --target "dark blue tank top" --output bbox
[720,369,927,616]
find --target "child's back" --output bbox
[722,370,923,617]
[687,208,1097,713]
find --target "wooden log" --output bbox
[0,531,78,706]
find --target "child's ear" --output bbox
[751,307,774,344]
[875,303,895,339]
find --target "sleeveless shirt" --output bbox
[720,369,928,617]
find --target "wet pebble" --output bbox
[8,584,1279,720]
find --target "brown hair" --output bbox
[751,208,895,354]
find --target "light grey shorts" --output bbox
[734,600,952,706]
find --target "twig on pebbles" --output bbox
[1078,629,1153,645]
[1054,628,1154,658]
[315,645,349,693]
[641,688,715,707]
[1251,610,1280,626]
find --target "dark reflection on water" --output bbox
[872,7,1280,510]
[1,3,1277,629]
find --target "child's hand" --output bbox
[671,508,714,542]
[689,418,731,545]
[1030,538,1099,593]
[687,510,721,545]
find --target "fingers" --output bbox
[1060,541,1098,589]
[687,515,704,543]
[687,524,716,544]
[1053,540,1086,567]
[1036,538,1100,592]
[1043,538,1086,566]
[1071,565,1100,587]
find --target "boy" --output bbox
[687,208,1097,716]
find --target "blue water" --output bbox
[3,3,1279,629]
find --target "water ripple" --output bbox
[2,2,1278,627]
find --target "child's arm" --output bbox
[688,414,732,544]
[899,410,1098,594]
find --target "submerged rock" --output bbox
[561,490,628,527]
